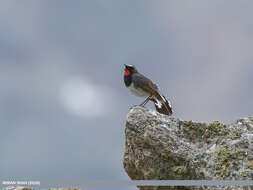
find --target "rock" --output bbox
[123,106,253,190]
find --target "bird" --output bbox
[123,64,172,116]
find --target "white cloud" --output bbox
[60,77,117,118]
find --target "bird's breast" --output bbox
[128,83,150,98]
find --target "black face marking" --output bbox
[124,74,132,87]
[124,64,136,87]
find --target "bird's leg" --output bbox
[140,98,149,106]
[139,95,151,107]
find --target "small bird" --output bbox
[123,64,172,116]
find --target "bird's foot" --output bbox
[130,104,146,110]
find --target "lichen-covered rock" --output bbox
[123,106,253,190]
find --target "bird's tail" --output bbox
[151,91,172,116]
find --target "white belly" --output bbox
[128,83,150,98]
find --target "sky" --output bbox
[0,1,253,190]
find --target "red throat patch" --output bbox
[125,70,131,76]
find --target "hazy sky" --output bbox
[1,1,253,190]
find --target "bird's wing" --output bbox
[132,73,158,94]
[132,73,172,116]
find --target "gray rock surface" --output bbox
[123,106,253,190]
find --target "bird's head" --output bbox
[124,64,137,76]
